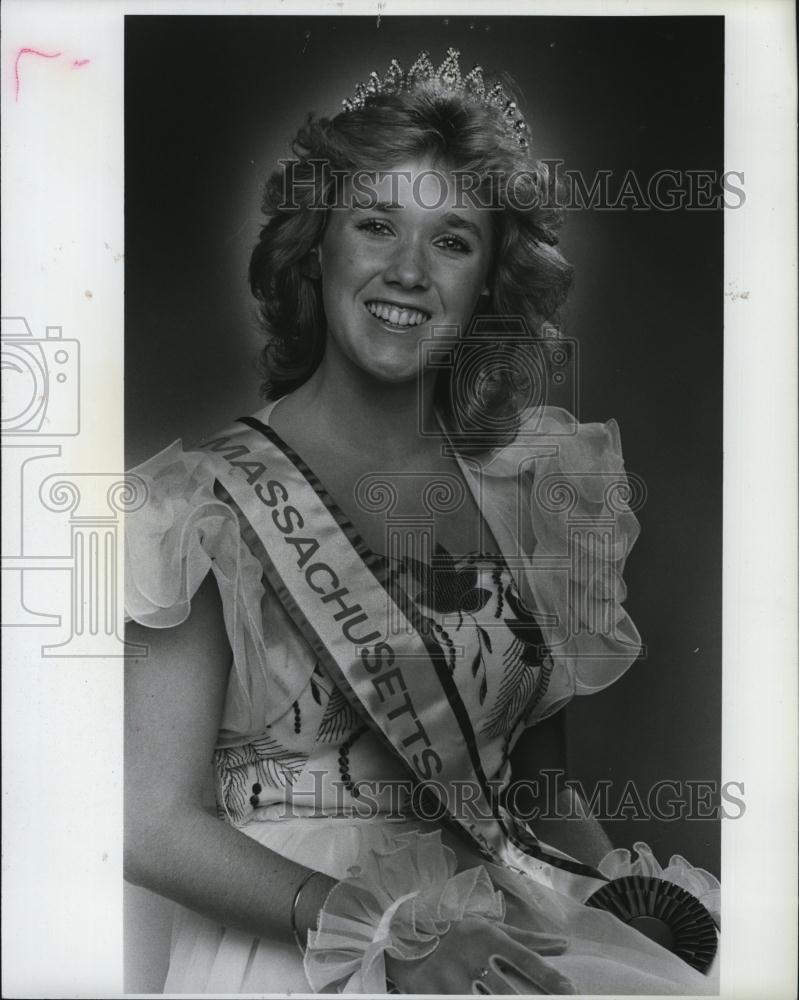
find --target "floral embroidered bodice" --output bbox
[124,402,642,830]
[213,544,555,825]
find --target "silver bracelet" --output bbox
[290,869,323,956]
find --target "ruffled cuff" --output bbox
[303,830,506,994]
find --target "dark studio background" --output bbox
[125,15,723,961]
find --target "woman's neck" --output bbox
[284,351,440,464]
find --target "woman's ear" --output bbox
[300,246,322,280]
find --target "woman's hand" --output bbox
[483,862,572,936]
[385,915,576,995]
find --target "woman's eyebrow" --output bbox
[348,203,484,242]
[351,199,402,212]
[441,212,484,242]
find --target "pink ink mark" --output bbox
[72,58,90,69]
[14,47,62,102]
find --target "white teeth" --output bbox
[366,301,429,327]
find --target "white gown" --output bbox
[125,402,719,994]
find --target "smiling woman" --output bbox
[248,71,573,445]
[124,46,719,996]
[313,162,493,385]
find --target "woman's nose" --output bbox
[384,238,431,290]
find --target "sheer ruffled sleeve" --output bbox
[124,440,302,722]
[465,406,643,721]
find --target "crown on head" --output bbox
[340,47,530,148]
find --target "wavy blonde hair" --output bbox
[249,81,573,452]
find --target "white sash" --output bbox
[201,414,607,901]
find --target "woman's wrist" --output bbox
[302,831,508,993]
[291,870,338,947]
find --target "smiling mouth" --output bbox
[365,300,431,329]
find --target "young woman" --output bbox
[124,50,719,994]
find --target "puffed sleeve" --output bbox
[124,440,298,721]
[472,406,643,722]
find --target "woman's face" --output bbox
[317,159,493,384]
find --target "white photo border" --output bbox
[1,1,796,997]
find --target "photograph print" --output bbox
[123,13,726,995]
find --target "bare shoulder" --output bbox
[125,573,232,815]
[125,573,233,728]
[125,573,231,681]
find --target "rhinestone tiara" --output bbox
[340,47,529,148]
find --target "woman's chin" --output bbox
[360,364,421,385]
[349,350,425,385]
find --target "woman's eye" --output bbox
[436,235,471,254]
[357,218,394,236]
